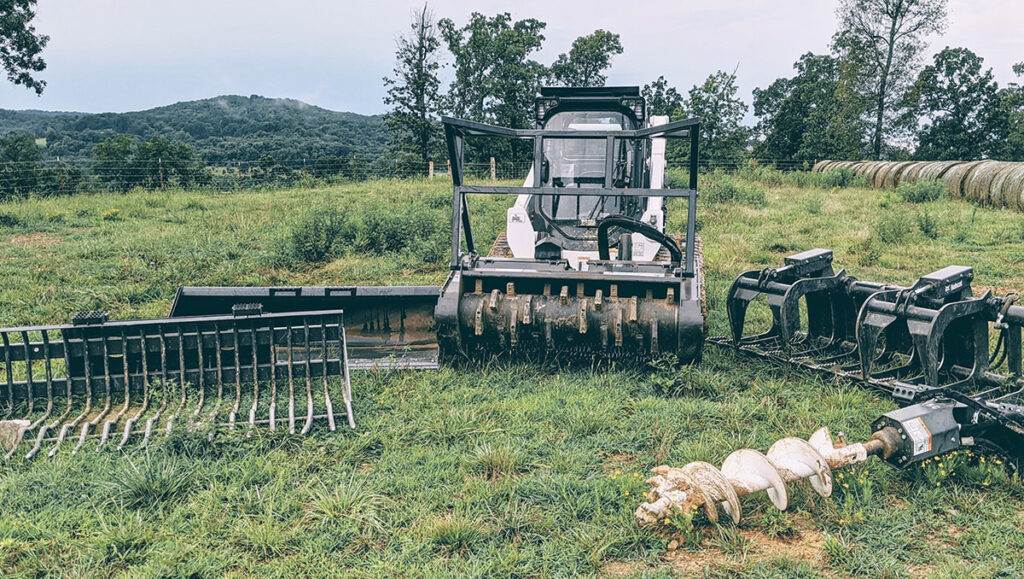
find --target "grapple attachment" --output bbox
[714,250,1023,402]
[0,307,353,459]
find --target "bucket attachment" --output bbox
[713,250,1023,403]
[0,307,353,459]
[170,285,440,370]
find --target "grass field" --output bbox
[1,176,1023,577]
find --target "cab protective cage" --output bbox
[442,115,701,276]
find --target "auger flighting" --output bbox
[636,398,988,526]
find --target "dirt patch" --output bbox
[9,232,63,249]
[603,517,834,576]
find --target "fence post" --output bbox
[57,157,65,195]
[158,158,164,190]
[236,162,242,191]
[490,157,496,182]
[352,156,358,181]
[428,160,434,179]
[395,159,399,178]
[447,159,452,181]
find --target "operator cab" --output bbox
[505,86,668,269]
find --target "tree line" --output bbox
[384,1,1024,164]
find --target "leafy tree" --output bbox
[753,53,866,160]
[642,76,684,117]
[548,30,622,87]
[439,12,546,132]
[682,70,749,162]
[0,0,48,94]
[92,135,135,191]
[93,134,208,191]
[0,133,41,198]
[903,47,999,160]
[833,0,948,159]
[383,4,444,165]
[990,63,1024,161]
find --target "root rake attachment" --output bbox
[0,306,353,459]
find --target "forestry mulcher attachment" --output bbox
[1,86,706,458]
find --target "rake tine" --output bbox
[191,324,206,427]
[300,320,315,435]
[142,332,171,447]
[2,332,13,417]
[268,324,277,432]
[321,318,335,432]
[165,326,188,435]
[100,328,132,447]
[247,325,259,434]
[21,331,34,417]
[287,326,295,434]
[341,323,354,430]
[208,327,225,425]
[229,325,242,430]
[119,330,150,450]
[6,331,54,460]
[73,332,114,455]
[51,331,94,458]
[33,331,76,459]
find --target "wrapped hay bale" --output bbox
[812,160,832,173]
[918,160,963,182]
[885,161,916,188]
[942,161,985,199]
[964,161,1012,205]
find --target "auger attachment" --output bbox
[713,250,1024,401]
[636,394,1024,526]
[0,307,354,459]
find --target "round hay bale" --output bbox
[988,163,1022,209]
[885,161,916,188]
[918,160,963,182]
[965,161,1011,205]
[896,161,928,186]
[942,161,986,199]
[854,161,877,177]
[874,162,900,189]
[996,164,1024,211]
[861,161,883,187]
[812,160,832,173]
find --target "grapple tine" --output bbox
[100,329,133,447]
[341,323,354,429]
[51,331,94,458]
[209,326,225,425]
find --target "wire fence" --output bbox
[0,155,819,201]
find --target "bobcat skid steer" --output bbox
[171,86,707,367]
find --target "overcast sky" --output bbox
[1,0,1020,116]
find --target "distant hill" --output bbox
[0,95,390,165]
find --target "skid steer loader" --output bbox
[173,85,706,366]
[1,86,706,457]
